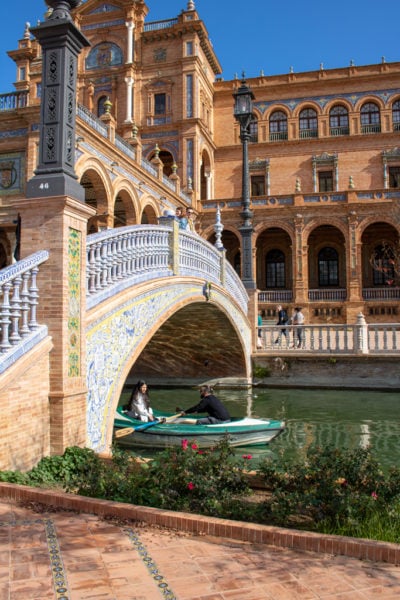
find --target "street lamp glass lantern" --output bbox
[233,78,254,124]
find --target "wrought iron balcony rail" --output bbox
[330,126,349,136]
[299,128,318,139]
[269,131,288,141]
[361,124,381,134]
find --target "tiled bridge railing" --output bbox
[86,223,249,313]
[0,250,49,373]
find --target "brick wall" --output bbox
[0,337,52,471]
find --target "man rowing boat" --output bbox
[178,385,231,425]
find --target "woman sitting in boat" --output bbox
[179,385,231,425]
[126,380,156,422]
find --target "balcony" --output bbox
[330,126,349,136]
[363,287,400,300]
[269,131,288,142]
[258,290,293,303]
[308,289,347,301]
[361,124,381,134]
[0,91,28,111]
[299,128,318,139]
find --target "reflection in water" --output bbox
[119,387,400,469]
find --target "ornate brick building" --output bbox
[1,0,399,324]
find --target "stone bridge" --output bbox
[85,221,252,452]
[0,219,252,467]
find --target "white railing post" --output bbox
[355,312,369,354]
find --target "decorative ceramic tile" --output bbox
[68,228,81,377]
[0,152,25,195]
[86,283,250,451]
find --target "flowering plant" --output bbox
[144,435,251,516]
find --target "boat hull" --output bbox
[114,409,285,449]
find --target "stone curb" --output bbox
[1,482,399,566]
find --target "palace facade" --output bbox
[1,0,399,324]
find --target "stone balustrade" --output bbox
[0,251,49,373]
[86,223,249,314]
[257,314,400,355]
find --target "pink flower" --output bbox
[197,450,204,455]
[191,443,198,450]
[242,454,252,460]
[371,491,378,500]
[181,439,188,450]
[187,482,195,490]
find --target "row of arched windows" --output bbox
[265,246,394,288]
[249,100,400,142]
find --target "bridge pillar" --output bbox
[16,196,94,454]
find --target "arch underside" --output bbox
[85,281,251,452]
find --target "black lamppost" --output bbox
[26,0,90,200]
[233,76,256,289]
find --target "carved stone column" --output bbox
[293,213,307,304]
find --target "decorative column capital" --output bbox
[45,1,81,20]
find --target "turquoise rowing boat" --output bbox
[114,407,285,448]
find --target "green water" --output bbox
[119,387,400,469]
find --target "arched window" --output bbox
[372,244,395,286]
[392,99,400,131]
[249,115,258,142]
[269,110,288,141]
[360,102,381,133]
[329,105,349,136]
[299,108,318,138]
[266,249,285,288]
[318,247,339,286]
[97,95,108,117]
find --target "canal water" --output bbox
[119,387,400,470]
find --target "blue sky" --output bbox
[1,0,400,91]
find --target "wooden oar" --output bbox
[115,426,135,438]
[114,412,184,439]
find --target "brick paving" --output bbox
[1,488,400,599]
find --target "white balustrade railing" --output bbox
[257,319,400,355]
[86,224,249,313]
[363,287,400,300]
[0,251,49,372]
[308,288,347,301]
[77,104,108,138]
[258,290,293,303]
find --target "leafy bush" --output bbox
[253,364,271,378]
[141,436,252,516]
[257,445,400,534]
[28,446,101,490]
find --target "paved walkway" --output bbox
[1,498,400,600]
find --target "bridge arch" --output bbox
[86,277,251,453]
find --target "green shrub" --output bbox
[257,445,400,531]
[141,436,252,516]
[253,364,271,378]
